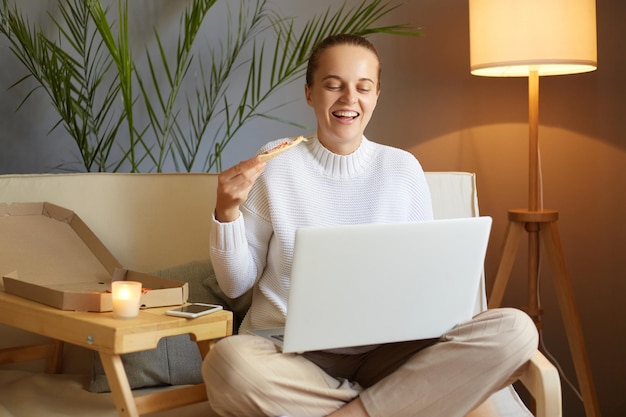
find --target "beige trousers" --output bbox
[202,308,538,417]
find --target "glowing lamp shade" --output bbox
[469,0,597,77]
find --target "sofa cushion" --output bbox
[0,369,214,417]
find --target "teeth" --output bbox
[333,111,358,117]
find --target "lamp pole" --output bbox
[526,70,542,330]
[488,70,601,417]
[528,70,539,212]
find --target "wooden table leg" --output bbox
[196,339,216,358]
[45,339,64,373]
[99,352,139,417]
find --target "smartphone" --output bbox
[166,303,223,318]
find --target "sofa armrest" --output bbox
[519,350,562,417]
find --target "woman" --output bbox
[203,34,538,417]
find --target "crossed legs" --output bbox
[202,308,538,417]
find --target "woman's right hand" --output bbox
[214,156,266,223]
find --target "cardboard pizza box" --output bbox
[0,202,188,312]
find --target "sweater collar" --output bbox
[308,135,376,179]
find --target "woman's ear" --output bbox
[304,83,313,107]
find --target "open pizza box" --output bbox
[0,202,188,312]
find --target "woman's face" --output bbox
[305,44,380,155]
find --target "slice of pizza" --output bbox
[258,136,307,162]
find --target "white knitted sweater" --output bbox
[209,136,434,339]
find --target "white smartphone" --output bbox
[166,303,223,318]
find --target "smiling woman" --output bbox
[305,34,381,155]
[203,33,538,417]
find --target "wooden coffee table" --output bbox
[0,290,233,417]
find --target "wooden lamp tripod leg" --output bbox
[540,222,601,417]
[488,212,601,417]
[488,219,525,309]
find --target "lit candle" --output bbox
[111,281,142,318]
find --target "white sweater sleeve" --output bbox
[209,210,272,298]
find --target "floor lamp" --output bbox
[468,1,601,417]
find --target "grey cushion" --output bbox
[89,334,203,392]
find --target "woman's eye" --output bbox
[357,83,374,93]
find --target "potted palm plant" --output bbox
[0,0,420,172]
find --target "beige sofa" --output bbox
[0,172,561,417]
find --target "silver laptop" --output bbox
[249,216,492,353]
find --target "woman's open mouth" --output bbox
[332,110,359,120]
